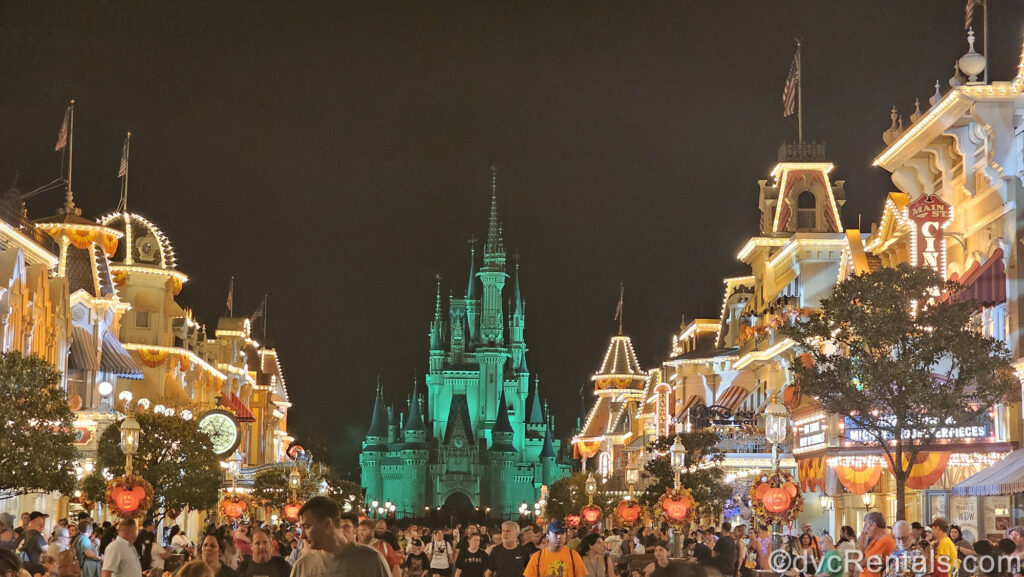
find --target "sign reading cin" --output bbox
[906,194,952,277]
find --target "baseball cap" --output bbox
[28,512,48,521]
[546,519,567,534]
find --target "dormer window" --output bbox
[797,190,817,230]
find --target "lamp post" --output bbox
[585,473,597,505]
[763,392,788,472]
[861,493,875,511]
[670,435,686,487]
[119,415,141,476]
[625,465,639,499]
[819,493,833,511]
[288,467,301,501]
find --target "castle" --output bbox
[359,173,571,519]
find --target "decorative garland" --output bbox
[105,475,154,519]
[748,470,803,526]
[657,486,696,529]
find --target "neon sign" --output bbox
[906,194,952,278]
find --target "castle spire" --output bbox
[539,422,556,458]
[366,383,388,438]
[493,389,513,434]
[430,274,443,350]
[513,254,524,317]
[404,378,425,432]
[466,236,478,300]
[527,375,544,425]
[483,163,505,270]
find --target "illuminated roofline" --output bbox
[110,264,189,283]
[120,342,227,381]
[97,212,179,270]
[0,221,58,268]
[873,89,967,168]
[733,338,795,370]
[770,163,841,233]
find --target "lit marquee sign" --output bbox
[906,194,953,278]
[843,414,992,443]
[794,415,827,453]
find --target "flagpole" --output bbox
[983,0,988,84]
[65,100,75,213]
[797,40,803,146]
[121,132,131,213]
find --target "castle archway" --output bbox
[440,491,475,526]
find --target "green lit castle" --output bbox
[360,177,571,519]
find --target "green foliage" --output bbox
[545,472,617,520]
[639,430,731,518]
[0,352,78,498]
[783,264,1017,520]
[252,464,363,511]
[91,412,221,520]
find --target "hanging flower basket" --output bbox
[105,475,154,519]
[749,470,803,526]
[657,486,696,528]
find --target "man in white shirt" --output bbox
[101,519,143,577]
[290,497,390,577]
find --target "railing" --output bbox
[777,142,826,162]
[0,199,59,255]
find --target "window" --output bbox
[136,311,150,328]
[797,190,817,229]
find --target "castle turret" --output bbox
[387,406,399,444]
[487,389,518,515]
[465,243,479,346]
[400,381,429,514]
[478,168,507,344]
[540,422,558,485]
[360,385,388,503]
[429,275,444,353]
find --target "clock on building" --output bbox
[198,409,241,457]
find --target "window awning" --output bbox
[219,393,256,422]
[952,448,1024,496]
[714,385,748,411]
[99,331,144,379]
[946,249,1006,306]
[674,394,702,420]
[68,325,100,372]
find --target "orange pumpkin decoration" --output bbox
[105,475,154,519]
[283,503,301,522]
[754,483,771,500]
[783,482,798,498]
[762,487,793,513]
[581,505,602,525]
[112,486,146,512]
[615,500,642,526]
[220,498,247,519]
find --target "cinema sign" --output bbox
[906,194,952,278]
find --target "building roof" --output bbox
[493,389,513,434]
[526,378,544,424]
[404,385,426,432]
[592,335,646,384]
[443,394,475,444]
[99,330,144,379]
[540,424,556,458]
[97,212,180,271]
[578,395,611,438]
[366,387,388,438]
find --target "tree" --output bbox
[545,472,617,520]
[0,352,78,499]
[784,264,1017,520]
[85,412,221,521]
[252,464,363,511]
[639,430,731,519]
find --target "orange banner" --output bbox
[574,440,601,459]
[798,456,826,492]
[901,452,950,490]
[834,461,882,494]
[137,348,169,368]
[102,233,119,257]
[66,227,99,250]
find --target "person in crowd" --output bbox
[812,535,842,577]
[565,528,581,553]
[929,519,958,577]
[453,534,486,577]
[425,528,455,577]
[200,532,238,577]
[236,528,289,577]
[754,528,773,572]
[0,514,18,551]
[402,539,429,577]
[580,533,613,577]
[290,497,388,577]
[882,521,925,577]
[375,521,400,554]
[172,560,211,577]
[0,549,22,577]
[73,522,100,577]
[134,521,156,573]
[1007,527,1024,558]
[948,525,972,564]
[357,519,402,577]
[802,524,822,561]
[910,524,924,543]
[836,526,858,577]
[735,525,754,577]
[522,520,585,577]
[800,533,820,573]
[858,512,895,577]
[168,527,193,560]
[644,541,674,577]
[229,525,249,564]
[22,513,49,566]
[604,529,623,568]
[485,521,528,577]
[100,519,141,577]
[710,522,736,577]
[37,554,57,577]
[45,528,70,559]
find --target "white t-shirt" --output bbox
[426,540,451,569]
[150,540,166,570]
[101,536,143,577]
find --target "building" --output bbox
[360,177,570,519]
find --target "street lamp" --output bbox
[584,473,597,505]
[763,392,789,471]
[288,467,301,500]
[119,415,141,475]
[862,493,876,511]
[670,435,686,487]
[625,465,639,499]
[819,493,834,511]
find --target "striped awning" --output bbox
[952,449,1024,496]
[68,325,100,372]
[219,393,256,422]
[946,249,1006,307]
[100,331,144,379]
[674,394,702,420]
[714,386,747,411]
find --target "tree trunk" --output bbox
[895,472,907,521]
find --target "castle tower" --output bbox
[400,382,429,514]
[487,389,518,515]
[478,168,507,345]
[360,385,388,503]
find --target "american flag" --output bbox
[226,276,234,317]
[117,133,130,178]
[55,107,70,151]
[965,0,981,30]
[783,50,800,117]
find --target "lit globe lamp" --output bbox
[763,392,789,471]
[670,436,686,486]
[119,415,141,475]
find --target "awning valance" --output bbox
[100,331,144,379]
[69,325,99,372]
[952,448,1024,496]
[947,249,1006,306]
[219,393,256,422]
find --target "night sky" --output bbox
[3,2,1024,476]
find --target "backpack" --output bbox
[57,545,81,577]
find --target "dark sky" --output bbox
[2,2,1024,475]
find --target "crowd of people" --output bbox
[3,502,1024,577]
